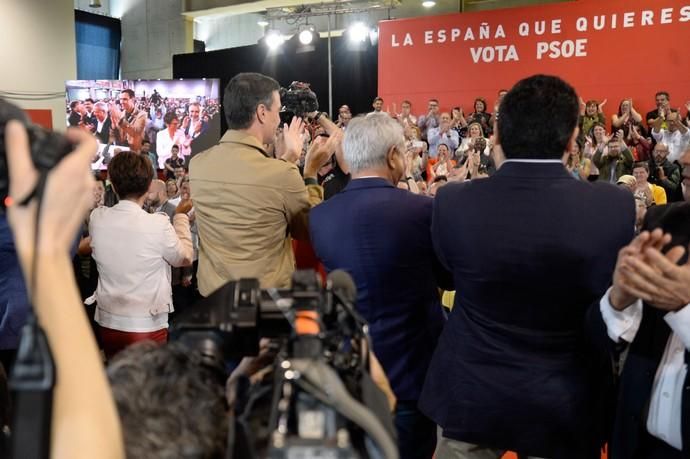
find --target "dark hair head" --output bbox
[171,144,179,151]
[108,342,228,459]
[70,100,81,110]
[655,91,670,100]
[374,97,384,103]
[590,122,607,145]
[498,75,578,159]
[108,151,153,200]
[433,175,448,184]
[163,111,178,125]
[224,72,279,130]
[121,89,135,99]
[633,161,649,173]
[474,98,487,112]
[84,98,95,104]
[402,100,412,106]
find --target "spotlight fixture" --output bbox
[348,22,369,43]
[257,20,269,27]
[422,0,436,7]
[265,29,284,50]
[299,29,314,45]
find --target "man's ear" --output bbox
[256,103,267,125]
[493,119,500,147]
[565,126,579,154]
[386,145,400,170]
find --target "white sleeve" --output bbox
[160,213,193,267]
[664,303,690,350]
[599,287,644,343]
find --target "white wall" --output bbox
[75,0,113,16]
[116,0,191,80]
[194,13,265,51]
[0,0,77,130]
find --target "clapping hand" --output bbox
[598,99,607,112]
[304,129,343,177]
[280,116,305,163]
[613,228,690,311]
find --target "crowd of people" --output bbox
[1,72,689,459]
[352,91,689,206]
[66,89,220,170]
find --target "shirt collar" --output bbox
[501,159,564,164]
[220,130,268,156]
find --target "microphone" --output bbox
[327,270,367,328]
[327,269,357,305]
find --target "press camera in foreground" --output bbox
[171,269,399,459]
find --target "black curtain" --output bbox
[75,10,121,80]
[173,36,378,134]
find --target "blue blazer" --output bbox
[309,177,452,402]
[419,162,635,458]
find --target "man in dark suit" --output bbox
[184,102,209,155]
[420,75,635,459]
[309,113,453,459]
[92,102,112,145]
[593,147,690,458]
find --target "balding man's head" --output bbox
[146,179,167,208]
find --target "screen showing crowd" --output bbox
[65,79,221,171]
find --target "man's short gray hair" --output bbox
[343,113,405,174]
[94,101,108,112]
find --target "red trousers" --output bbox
[98,326,168,360]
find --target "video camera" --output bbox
[279,82,319,125]
[171,269,398,459]
[0,98,73,213]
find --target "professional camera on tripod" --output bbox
[170,269,399,459]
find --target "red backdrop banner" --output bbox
[24,109,53,130]
[378,0,690,122]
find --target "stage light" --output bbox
[348,22,369,43]
[299,29,314,45]
[265,30,284,50]
[257,20,269,27]
[422,0,436,7]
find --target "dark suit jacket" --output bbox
[419,161,635,458]
[309,177,452,402]
[94,117,112,145]
[590,202,690,459]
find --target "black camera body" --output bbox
[279,82,319,123]
[171,270,397,459]
[0,99,73,212]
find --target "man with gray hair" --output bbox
[92,101,112,145]
[309,112,453,459]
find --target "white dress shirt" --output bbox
[652,128,690,163]
[156,128,191,168]
[88,200,193,332]
[600,288,690,450]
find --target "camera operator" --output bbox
[189,72,332,293]
[4,121,124,458]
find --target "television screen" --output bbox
[65,79,221,171]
